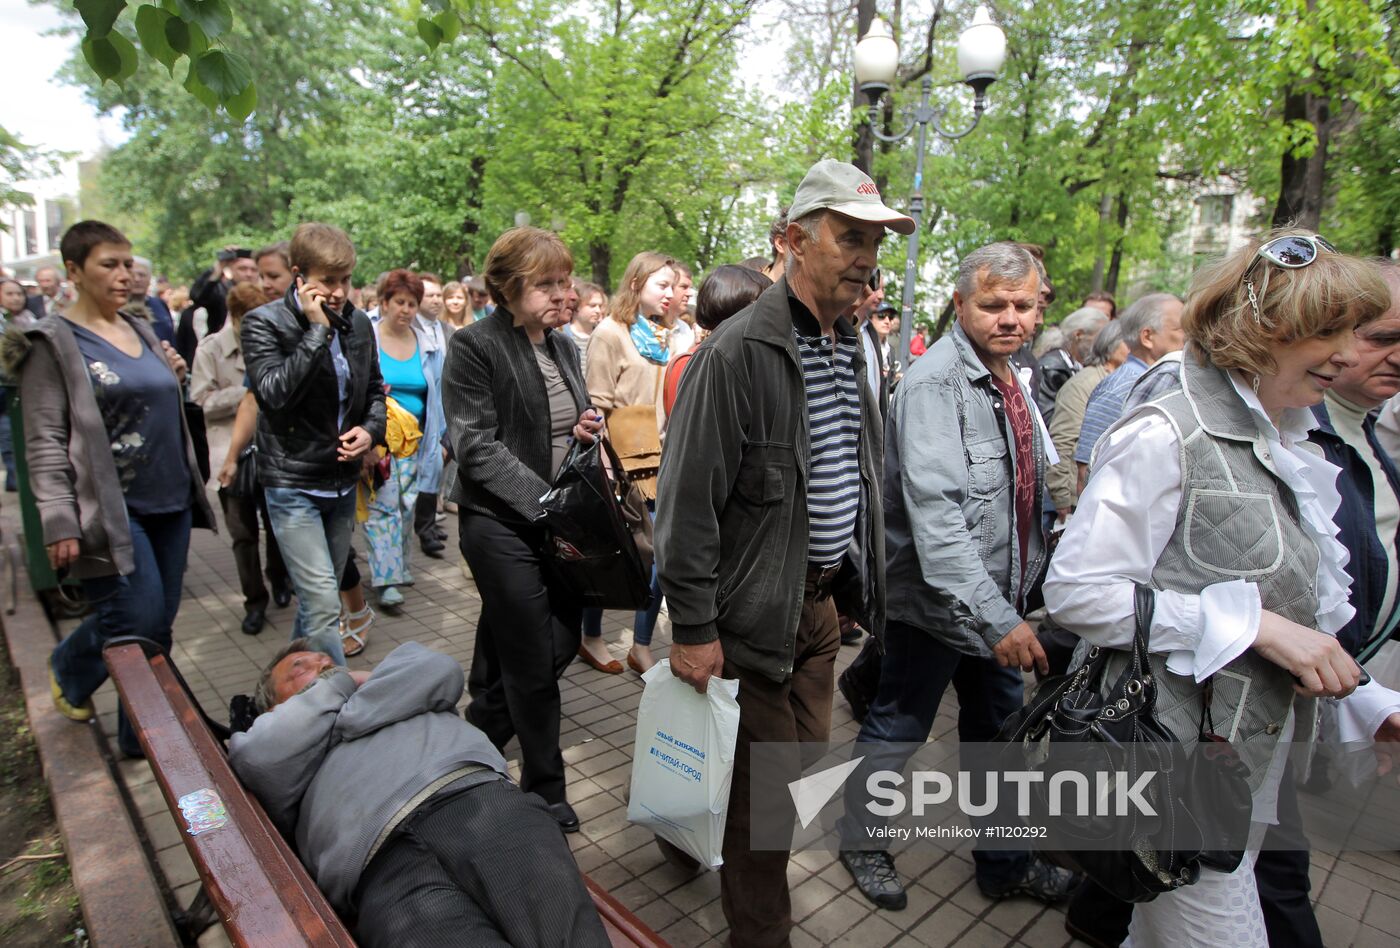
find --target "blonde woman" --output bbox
[1045,233,1400,947]
[442,280,472,332]
[581,252,677,673]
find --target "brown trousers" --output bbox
[720,576,840,948]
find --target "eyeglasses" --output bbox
[1242,234,1337,321]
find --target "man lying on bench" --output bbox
[229,639,610,947]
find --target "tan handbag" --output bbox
[608,403,662,500]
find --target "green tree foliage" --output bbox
[0,129,62,230]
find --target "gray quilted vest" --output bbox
[1100,350,1319,792]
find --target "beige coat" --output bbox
[189,319,247,485]
[1046,363,1110,511]
[584,316,671,427]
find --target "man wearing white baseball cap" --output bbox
[654,159,907,947]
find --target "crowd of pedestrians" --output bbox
[4,155,1400,948]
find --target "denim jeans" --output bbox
[0,402,15,490]
[263,487,355,664]
[581,504,660,646]
[51,507,192,757]
[841,619,1030,890]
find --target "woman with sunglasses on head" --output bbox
[1043,231,1400,947]
[442,227,602,830]
[11,221,213,756]
[579,251,678,675]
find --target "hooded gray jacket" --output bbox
[228,643,508,912]
[7,313,215,578]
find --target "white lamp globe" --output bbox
[957,6,1007,82]
[854,18,900,88]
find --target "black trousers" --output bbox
[459,511,581,804]
[414,491,443,542]
[218,487,287,613]
[354,779,609,948]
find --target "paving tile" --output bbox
[803,894,872,943]
[1363,891,1400,932]
[1315,903,1362,948]
[791,876,844,922]
[910,901,977,947]
[1353,923,1399,948]
[1318,871,1372,918]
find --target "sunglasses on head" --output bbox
[1242,233,1337,322]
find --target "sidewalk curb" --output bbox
[1,516,179,947]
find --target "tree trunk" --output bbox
[1105,193,1130,295]
[932,298,955,340]
[1271,89,1331,230]
[1090,191,1112,291]
[851,0,878,172]
[589,243,612,291]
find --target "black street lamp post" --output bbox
[855,8,1007,363]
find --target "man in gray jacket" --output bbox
[656,159,900,947]
[838,242,1075,910]
[229,641,608,947]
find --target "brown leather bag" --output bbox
[607,403,662,501]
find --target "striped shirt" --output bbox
[793,306,862,567]
[1073,354,1149,464]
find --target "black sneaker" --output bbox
[838,669,870,723]
[840,849,907,910]
[979,854,1078,904]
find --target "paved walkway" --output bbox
[66,495,1400,947]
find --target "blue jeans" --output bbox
[842,619,1030,890]
[581,504,661,646]
[0,397,16,490]
[263,488,355,664]
[51,507,192,757]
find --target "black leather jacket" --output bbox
[241,287,386,491]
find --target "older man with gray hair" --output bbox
[128,255,177,345]
[657,157,899,946]
[1035,305,1110,422]
[838,240,1075,911]
[1073,291,1185,490]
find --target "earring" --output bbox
[1251,373,1261,394]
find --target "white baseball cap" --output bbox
[788,159,916,236]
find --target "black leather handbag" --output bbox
[225,444,259,499]
[539,437,654,609]
[997,586,1253,902]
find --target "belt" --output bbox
[805,563,842,600]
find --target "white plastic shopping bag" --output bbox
[626,659,740,869]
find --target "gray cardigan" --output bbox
[8,313,214,578]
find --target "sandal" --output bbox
[339,606,374,658]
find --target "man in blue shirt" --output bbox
[1073,292,1184,492]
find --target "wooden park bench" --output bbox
[103,639,669,947]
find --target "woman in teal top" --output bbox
[366,269,445,609]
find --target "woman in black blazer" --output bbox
[441,227,603,831]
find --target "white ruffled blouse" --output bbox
[1044,371,1400,745]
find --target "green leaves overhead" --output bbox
[75,0,127,35]
[175,0,232,38]
[81,30,138,83]
[134,4,178,72]
[194,49,252,99]
[70,0,251,118]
